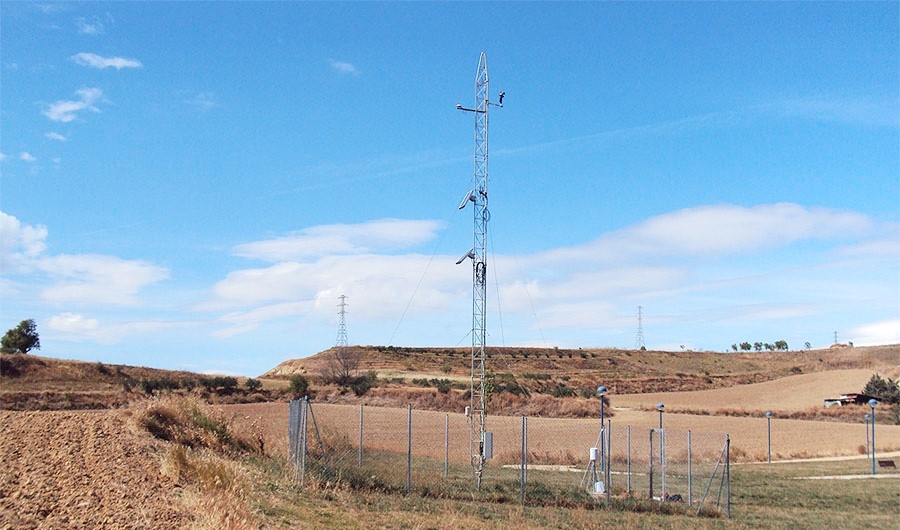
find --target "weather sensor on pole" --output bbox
[456,51,503,489]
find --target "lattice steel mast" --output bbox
[336,295,348,348]
[635,305,645,350]
[456,52,503,489]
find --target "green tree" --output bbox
[245,378,262,392]
[1,319,40,354]
[862,374,900,405]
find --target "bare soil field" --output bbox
[613,369,885,412]
[0,409,193,529]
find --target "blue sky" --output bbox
[1,2,897,377]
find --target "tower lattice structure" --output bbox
[635,305,645,350]
[336,295,348,348]
[456,51,502,489]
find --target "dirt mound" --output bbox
[0,409,193,529]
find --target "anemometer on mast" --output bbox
[455,51,503,489]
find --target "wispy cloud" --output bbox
[0,211,48,273]
[45,131,67,141]
[19,152,37,162]
[37,254,169,306]
[233,219,444,261]
[42,87,103,122]
[0,211,169,306]
[762,97,900,128]
[184,91,218,111]
[71,52,142,70]
[851,319,900,346]
[535,203,872,267]
[200,203,893,344]
[75,15,109,35]
[330,59,359,75]
[46,311,187,344]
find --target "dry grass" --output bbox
[132,395,267,529]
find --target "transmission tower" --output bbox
[635,305,645,350]
[336,295,348,348]
[455,51,503,489]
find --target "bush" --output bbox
[349,371,377,396]
[135,395,259,454]
[289,374,309,398]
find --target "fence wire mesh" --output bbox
[287,399,730,515]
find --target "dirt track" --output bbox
[0,409,192,529]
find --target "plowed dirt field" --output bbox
[0,409,192,530]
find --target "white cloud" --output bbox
[233,219,444,261]
[37,254,170,306]
[45,131,67,141]
[0,211,169,306]
[48,312,99,333]
[19,152,37,162]
[538,203,872,266]
[218,205,833,321]
[212,302,309,338]
[71,52,142,70]
[0,212,48,273]
[46,312,185,344]
[850,319,900,346]
[42,87,103,123]
[330,59,359,75]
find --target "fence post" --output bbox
[444,413,449,478]
[726,434,731,518]
[626,425,631,495]
[687,429,692,505]
[648,429,654,500]
[406,404,412,495]
[520,415,526,504]
[660,428,666,502]
[358,404,363,467]
[605,419,611,506]
[299,397,308,487]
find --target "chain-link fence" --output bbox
[288,399,730,516]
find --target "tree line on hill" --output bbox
[730,340,789,352]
